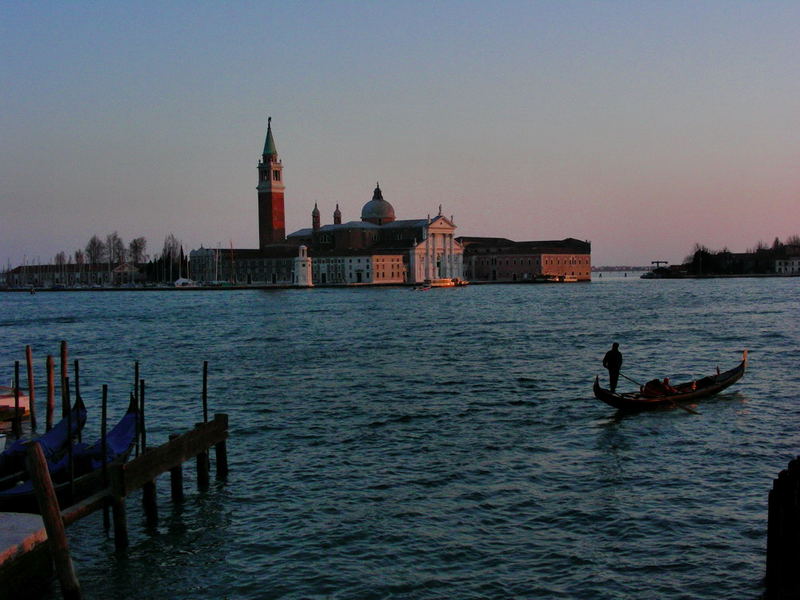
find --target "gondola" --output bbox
[594,351,747,412]
[0,394,138,513]
[0,396,87,489]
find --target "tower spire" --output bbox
[263,116,277,158]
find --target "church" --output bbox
[190,119,464,287]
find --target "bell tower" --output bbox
[258,117,285,248]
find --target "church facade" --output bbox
[190,120,464,287]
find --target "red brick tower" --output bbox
[258,117,285,248]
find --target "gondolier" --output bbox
[602,342,623,393]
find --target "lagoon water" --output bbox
[1,276,798,599]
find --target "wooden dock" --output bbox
[0,415,228,599]
[0,342,228,600]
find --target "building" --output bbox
[288,184,464,285]
[459,237,591,282]
[190,121,464,287]
[5,263,143,288]
[775,257,800,275]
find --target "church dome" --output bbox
[361,183,395,225]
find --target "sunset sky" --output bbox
[2,1,798,267]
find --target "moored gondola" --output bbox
[594,351,747,411]
[0,394,138,513]
[0,396,87,489]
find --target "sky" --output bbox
[1,1,798,267]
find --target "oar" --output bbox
[620,372,699,415]
[619,372,643,386]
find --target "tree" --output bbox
[74,249,85,266]
[54,251,66,266]
[162,233,180,282]
[785,234,800,247]
[129,237,147,265]
[105,231,125,265]
[85,235,106,265]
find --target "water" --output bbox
[1,276,798,599]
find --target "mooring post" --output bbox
[134,364,140,457]
[26,345,37,431]
[139,379,146,453]
[765,459,800,599]
[64,377,74,507]
[202,360,208,423]
[169,434,184,503]
[60,340,68,417]
[196,422,210,490]
[27,441,82,600]
[134,361,139,403]
[214,414,229,479]
[111,495,129,550]
[73,360,81,443]
[101,386,110,532]
[142,475,158,527]
[107,460,129,549]
[13,361,21,439]
[46,355,55,431]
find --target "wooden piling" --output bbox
[101,386,110,532]
[134,361,139,403]
[202,361,208,423]
[64,378,74,507]
[139,379,146,453]
[142,477,158,527]
[110,496,129,550]
[73,360,81,443]
[196,423,209,490]
[766,457,800,599]
[134,363,140,457]
[27,441,82,600]
[73,359,80,400]
[60,341,68,417]
[214,414,229,479]
[46,355,55,431]
[13,361,21,438]
[25,345,37,431]
[169,434,184,503]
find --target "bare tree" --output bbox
[105,231,125,265]
[85,235,106,265]
[129,237,147,265]
[54,251,67,265]
[785,234,800,247]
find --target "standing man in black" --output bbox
[603,343,623,393]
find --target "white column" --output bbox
[431,233,437,279]
[448,234,454,277]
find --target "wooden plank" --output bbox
[61,491,109,527]
[117,415,228,496]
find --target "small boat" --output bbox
[0,396,87,489]
[0,386,30,421]
[594,351,747,411]
[0,395,138,513]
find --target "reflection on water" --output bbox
[0,277,797,599]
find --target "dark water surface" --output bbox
[1,276,798,599]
